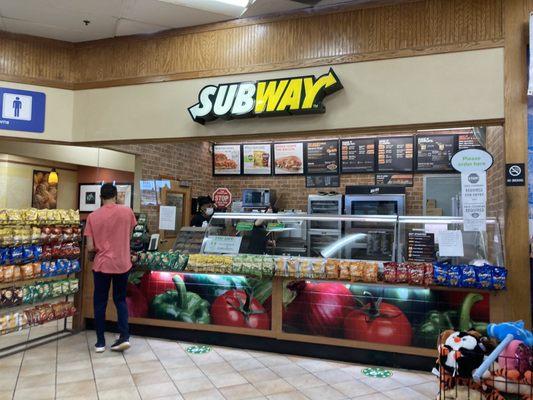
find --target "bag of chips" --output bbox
[383,262,397,283]
[460,265,477,288]
[491,265,507,290]
[433,262,449,285]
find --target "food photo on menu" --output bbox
[273,142,304,174]
[242,144,272,175]
[213,144,241,175]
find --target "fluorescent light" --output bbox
[212,0,249,7]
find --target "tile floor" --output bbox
[0,329,438,400]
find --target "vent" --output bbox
[290,0,322,5]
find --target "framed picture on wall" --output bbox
[116,183,134,208]
[273,142,304,175]
[242,144,273,175]
[32,170,58,209]
[213,144,242,175]
[79,184,101,212]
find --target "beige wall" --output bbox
[0,155,77,209]
[0,81,74,142]
[73,49,504,143]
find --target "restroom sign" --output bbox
[0,88,46,133]
[188,68,343,124]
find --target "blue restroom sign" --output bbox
[0,88,45,133]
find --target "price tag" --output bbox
[203,236,242,254]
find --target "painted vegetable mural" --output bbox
[126,271,489,347]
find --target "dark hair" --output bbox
[198,196,213,207]
[100,183,117,200]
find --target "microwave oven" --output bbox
[242,189,276,209]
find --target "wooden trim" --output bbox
[0,74,74,90]
[492,0,532,327]
[71,41,504,90]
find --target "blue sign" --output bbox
[0,88,45,133]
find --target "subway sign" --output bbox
[188,68,343,125]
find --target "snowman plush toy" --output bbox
[439,331,486,379]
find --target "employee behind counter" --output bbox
[190,196,214,228]
[246,206,276,255]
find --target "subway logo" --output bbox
[188,68,343,125]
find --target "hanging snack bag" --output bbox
[383,262,397,283]
[348,261,364,282]
[339,260,350,280]
[325,259,340,280]
[363,262,379,283]
[274,257,287,277]
[447,265,461,287]
[460,265,477,288]
[21,263,34,280]
[433,262,449,285]
[33,262,42,278]
[70,259,80,273]
[396,263,408,283]
[287,258,299,278]
[3,265,14,282]
[491,266,507,290]
[69,279,79,294]
[408,263,425,286]
[475,265,493,289]
[423,263,434,286]
[312,259,326,279]
[51,281,63,298]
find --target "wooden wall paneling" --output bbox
[492,0,532,326]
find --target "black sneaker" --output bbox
[94,342,106,353]
[110,338,130,352]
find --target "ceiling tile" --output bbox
[170,0,246,17]
[121,0,231,29]
[48,0,126,17]
[115,18,168,36]
[2,17,114,42]
[241,0,306,17]
[0,0,117,33]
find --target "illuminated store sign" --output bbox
[188,68,343,124]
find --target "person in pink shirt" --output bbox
[84,183,137,353]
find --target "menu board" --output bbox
[407,232,436,262]
[377,137,414,172]
[243,144,272,175]
[273,142,304,175]
[458,131,481,149]
[375,174,414,186]
[340,138,376,173]
[416,135,456,171]
[213,144,241,175]
[305,175,340,188]
[305,140,339,175]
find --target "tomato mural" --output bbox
[126,272,489,348]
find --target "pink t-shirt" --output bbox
[84,204,137,274]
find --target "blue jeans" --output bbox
[93,270,130,344]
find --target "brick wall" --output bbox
[485,126,506,245]
[108,142,213,232]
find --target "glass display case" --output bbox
[200,213,398,259]
[397,216,504,266]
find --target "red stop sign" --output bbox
[212,188,232,209]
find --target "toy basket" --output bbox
[438,336,533,400]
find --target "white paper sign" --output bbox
[425,224,449,243]
[461,171,487,232]
[437,230,464,257]
[203,236,243,254]
[159,206,177,230]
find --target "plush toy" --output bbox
[480,361,533,399]
[487,321,533,347]
[440,331,486,378]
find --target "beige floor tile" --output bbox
[230,357,264,371]
[57,350,91,363]
[219,383,263,400]
[314,369,354,385]
[133,370,172,386]
[57,358,93,372]
[209,371,248,388]
[191,352,225,365]
[182,388,225,400]
[96,374,135,391]
[18,361,55,377]
[57,379,97,399]
[351,393,390,400]
[125,351,158,363]
[240,367,279,383]
[283,373,327,390]
[0,391,13,400]
[57,367,94,384]
[253,378,295,395]
[331,380,376,397]
[258,355,292,368]
[297,360,338,373]
[217,348,253,361]
[199,361,235,376]
[269,363,307,378]
[299,385,345,400]
[266,392,309,400]
[128,360,166,374]
[382,387,431,400]
[0,376,18,392]
[13,384,55,400]
[91,354,126,368]
[150,396,184,400]
[361,376,405,392]
[167,365,205,381]
[409,381,439,398]
[390,370,433,386]
[137,382,179,400]
[93,364,132,379]
[55,394,98,400]
[98,387,141,400]
[174,376,214,393]
[160,356,196,369]
[1,354,23,368]
[17,372,56,389]
[339,366,366,380]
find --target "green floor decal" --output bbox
[361,367,393,378]
[186,345,212,354]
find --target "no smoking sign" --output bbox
[506,163,525,186]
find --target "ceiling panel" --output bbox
[115,18,167,36]
[121,0,230,29]
[48,0,126,17]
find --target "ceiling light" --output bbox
[212,0,250,7]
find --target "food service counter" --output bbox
[82,213,505,369]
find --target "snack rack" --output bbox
[0,208,82,357]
